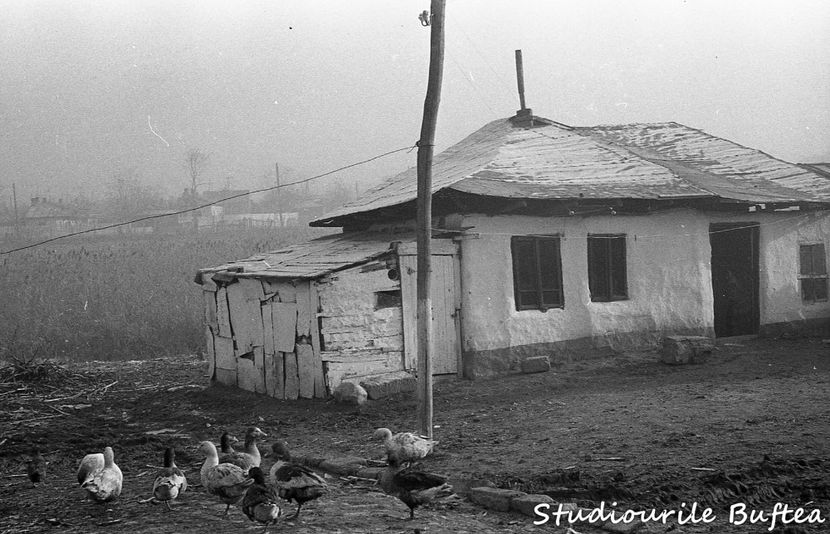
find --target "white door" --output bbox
[399,251,461,375]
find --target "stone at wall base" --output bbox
[521,355,551,374]
[660,336,714,365]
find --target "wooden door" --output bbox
[710,222,760,337]
[399,251,461,375]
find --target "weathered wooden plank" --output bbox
[297,344,315,399]
[214,335,236,371]
[253,346,266,394]
[264,351,281,398]
[205,328,216,381]
[273,302,298,353]
[239,278,265,301]
[227,283,264,354]
[398,254,418,370]
[278,284,297,303]
[261,280,277,300]
[237,354,259,393]
[261,301,275,356]
[201,275,218,292]
[215,368,237,387]
[397,239,456,256]
[295,284,311,338]
[274,350,285,399]
[283,351,299,400]
[216,287,232,338]
[311,348,325,398]
[308,282,325,398]
[204,290,218,330]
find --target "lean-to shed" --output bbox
[195,231,460,398]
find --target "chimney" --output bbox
[513,49,534,126]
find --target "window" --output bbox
[511,236,563,311]
[375,290,401,310]
[799,243,828,303]
[587,234,628,301]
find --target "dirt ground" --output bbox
[1,336,828,533]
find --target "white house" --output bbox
[197,111,830,395]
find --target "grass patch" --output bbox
[0,227,334,361]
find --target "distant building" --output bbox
[23,197,92,235]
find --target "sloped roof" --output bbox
[196,231,404,282]
[799,163,830,179]
[312,116,830,226]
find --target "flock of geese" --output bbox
[26,426,448,532]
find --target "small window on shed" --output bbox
[375,290,402,310]
[587,234,628,302]
[511,235,564,311]
[799,243,828,303]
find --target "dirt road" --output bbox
[1,336,828,533]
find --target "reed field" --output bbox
[0,227,333,362]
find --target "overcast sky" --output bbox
[1,0,828,205]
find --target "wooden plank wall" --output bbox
[201,275,327,399]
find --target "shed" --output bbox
[195,231,460,398]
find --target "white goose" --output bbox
[77,446,123,502]
[373,428,438,467]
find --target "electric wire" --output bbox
[1,145,416,256]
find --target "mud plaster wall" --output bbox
[710,210,830,330]
[458,210,714,375]
[316,264,405,389]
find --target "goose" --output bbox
[378,457,453,520]
[242,466,281,532]
[26,446,47,486]
[219,427,267,472]
[373,428,438,467]
[77,446,123,502]
[198,440,254,516]
[268,441,327,519]
[152,447,188,510]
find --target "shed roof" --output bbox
[312,116,830,226]
[196,231,405,283]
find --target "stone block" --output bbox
[469,487,526,512]
[660,336,714,365]
[510,493,554,517]
[333,381,368,405]
[360,371,416,400]
[521,355,551,374]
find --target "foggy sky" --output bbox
[1,0,828,204]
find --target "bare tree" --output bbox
[185,148,210,202]
[104,168,162,229]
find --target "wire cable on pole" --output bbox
[1,145,416,256]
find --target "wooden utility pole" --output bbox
[416,0,446,439]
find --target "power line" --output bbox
[1,145,416,256]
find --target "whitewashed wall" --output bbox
[458,209,715,375]
[316,264,406,389]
